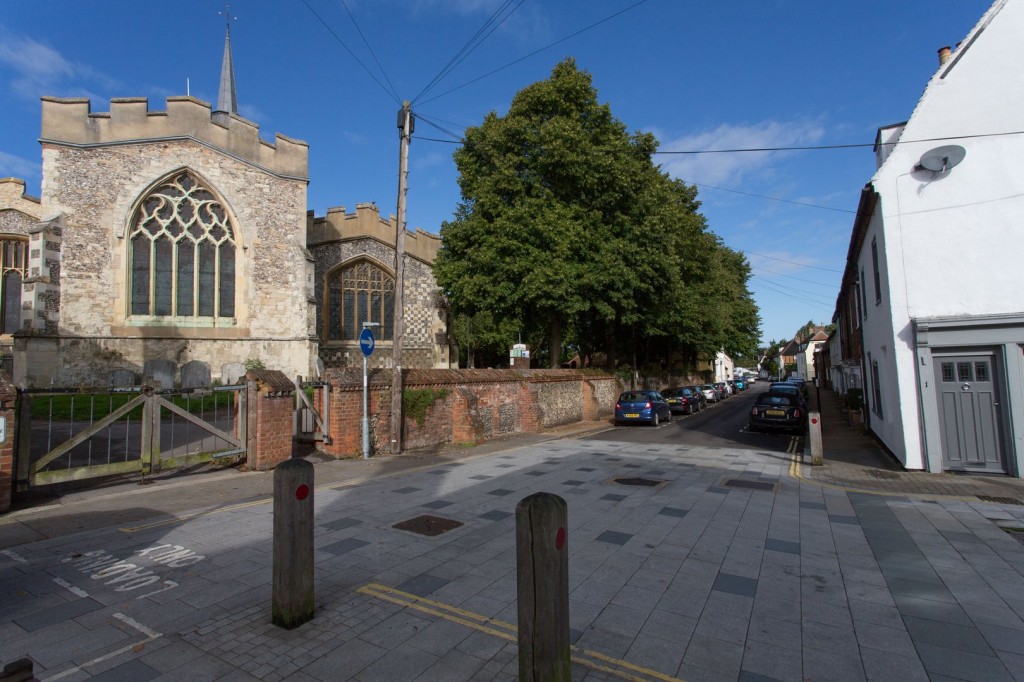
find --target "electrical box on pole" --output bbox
[391,101,412,454]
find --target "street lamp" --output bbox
[362,322,381,459]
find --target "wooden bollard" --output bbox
[516,492,570,682]
[808,411,823,466]
[272,459,315,629]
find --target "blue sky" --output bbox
[0,0,993,346]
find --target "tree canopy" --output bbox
[433,59,761,370]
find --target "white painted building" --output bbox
[841,0,1024,476]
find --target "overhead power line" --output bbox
[419,0,652,106]
[301,0,401,105]
[685,181,855,214]
[749,265,839,288]
[742,250,844,273]
[340,0,401,104]
[657,129,1024,155]
[413,0,527,106]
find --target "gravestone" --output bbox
[180,360,211,389]
[109,368,136,387]
[221,362,245,385]
[143,359,176,389]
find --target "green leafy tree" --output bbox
[435,59,761,371]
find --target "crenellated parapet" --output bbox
[40,96,308,181]
[0,178,42,221]
[306,202,440,265]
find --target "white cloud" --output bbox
[0,25,120,100]
[0,150,40,181]
[655,120,826,186]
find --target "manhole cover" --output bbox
[392,515,463,537]
[977,495,1023,505]
[722,479,778,493]
[614,477,665,487]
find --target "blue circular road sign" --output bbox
[359,327,375,357]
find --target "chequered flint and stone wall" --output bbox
[309,235,451,372]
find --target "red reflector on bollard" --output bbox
[811,418,818,425]
[555,527,566,550]
[295,484,310,501]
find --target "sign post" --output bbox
[360,324,378,459]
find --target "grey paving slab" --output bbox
[86,658,162,681]
[5,436,1024,680]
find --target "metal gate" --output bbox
[16,384,247,488]
[294,377,331,445]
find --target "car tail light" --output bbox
[615,403,621,411]
[793,409,801,418]
[750,407,758,416]
[645,401,653,409]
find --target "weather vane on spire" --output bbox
[219,1,237,35]
[215,0,238,116]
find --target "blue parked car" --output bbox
[614,390,672,426]
[734,378,747,391]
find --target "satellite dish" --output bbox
[916,145,966,172]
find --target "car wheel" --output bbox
[665,411,672,423]
[652,412,660,427]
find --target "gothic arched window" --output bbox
[325,261,394,341]
[129,172,235,320]
[0,237,26,334]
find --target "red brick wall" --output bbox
[319,369,619,459]
[0,376,16,512]
[245,370,296,471]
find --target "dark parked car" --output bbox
[615,390,672,426]
[688,386,708,410]
[767,383,807,409]
[663,387,699,415]
[786,377,810,398]
[749,392,806,433]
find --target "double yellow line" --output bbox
[357,583,685,682]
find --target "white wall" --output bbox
[859,0,1024,470]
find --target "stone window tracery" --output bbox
[0,237,26,334]
[325,261,394,341]
[129,172,235,320]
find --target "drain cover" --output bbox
[722,479,778,492]
[977,495,1023,505]
[392,515,463,537]
[614,477,665,487]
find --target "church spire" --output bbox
[215,2,237,116]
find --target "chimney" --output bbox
[938,46,952,66]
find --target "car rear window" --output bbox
[757,394,797,406]
[619,392,649,402]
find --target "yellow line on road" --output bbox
[357,583,685,682]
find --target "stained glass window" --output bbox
[326,261,394,341]
[128,172,235,319]
[0,238,27,334]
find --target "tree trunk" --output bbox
[548,318,562,369]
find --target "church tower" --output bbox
[14,13,316,387]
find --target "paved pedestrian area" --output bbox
[2,438,1024,681]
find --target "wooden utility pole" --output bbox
[391,101,412,454]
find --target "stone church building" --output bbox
[0,29,452,387]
